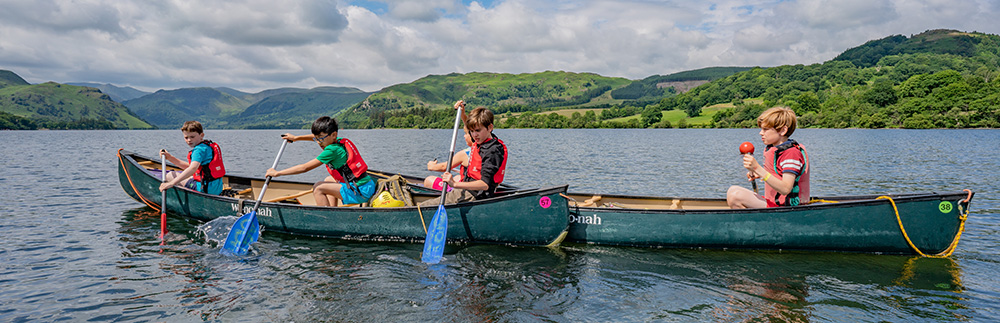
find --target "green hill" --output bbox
[222,86,372,129]
[609,66,753,101]
[338,71,632,128]
[669,29,1000,128]
[833,29,986,68]
[67,82,150,102]
[123,87,251,128]
[0,81,153,129]
[0,70,30,87]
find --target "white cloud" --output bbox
[0,0,997,93]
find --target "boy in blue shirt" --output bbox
[159,121,226,195]
[267,116,377,206]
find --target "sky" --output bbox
[1,0,998,93]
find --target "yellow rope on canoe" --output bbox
[417,206,427,234]
[879,195,967,258]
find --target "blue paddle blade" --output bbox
[220,211,260,256]
[421,205,448,264]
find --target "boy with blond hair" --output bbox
[420,100,508,206]
[727,107,810,208]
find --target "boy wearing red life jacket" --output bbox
[727,107,810,208]
[160,121,226,195]
[420,100,508,206]
[267,116,376,207]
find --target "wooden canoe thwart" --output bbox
[117,149,570,247]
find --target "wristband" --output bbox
[763,173,771,182]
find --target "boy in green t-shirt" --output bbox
[266,116,376,206]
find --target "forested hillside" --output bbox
[674,29,1000,128]
[0,80,152,129]
[123,87,251,128]
[609,67,753,102]
[472,29,1000,129]
[337,71,632,128]
[223,87,372,129]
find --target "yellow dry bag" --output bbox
[371,190,404,208]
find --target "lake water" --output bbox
[1,128,998,322]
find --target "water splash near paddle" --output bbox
[220,139,288,256]
[199,216,239,246]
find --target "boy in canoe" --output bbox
[727,107,810,208]
[420,100,508,206]
[422,128,473,191]
[159,121,226,195]
[266,116,377,206]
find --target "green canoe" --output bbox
[369,171,974,255]
[117,149,569,247]
[561,191,974,255]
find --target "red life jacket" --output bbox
[764,139,809,207]
[324,138,369,183]
[466,136,507,185]
[188,140,225,190]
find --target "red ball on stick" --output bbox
[739,142,755,154]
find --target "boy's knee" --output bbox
[726,185,743,197]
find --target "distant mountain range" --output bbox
[66,82,150,102]
[120,86,373,129]
[2,28,997,130]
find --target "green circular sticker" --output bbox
[938,201,953,213]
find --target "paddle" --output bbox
[160,151,168,242]
[220,139,289,256]
[739,141,757,194]
[421,104,464,264]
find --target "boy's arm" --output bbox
[760,172,796,196]
[281,133,315,142]
[159,161,200,191]
[161,150,190,169]
[442,173,488,191]
[267,159,323,177]
[747,153,799,195]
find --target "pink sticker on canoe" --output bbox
[539,196,552,208]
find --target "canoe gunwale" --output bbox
[565,191,974,214]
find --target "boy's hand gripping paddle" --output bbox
[422,104,464,264]
[739,142,758,194]
[220,140,288,256]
